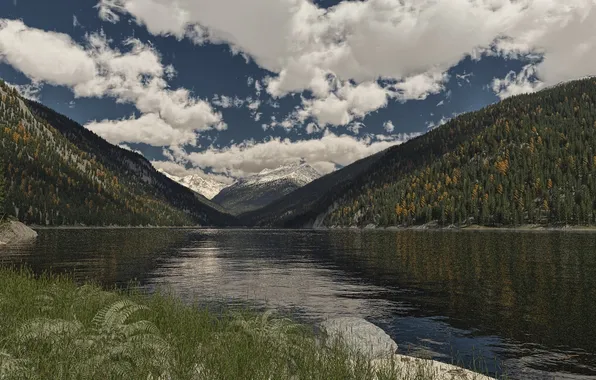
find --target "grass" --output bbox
[0,267,498,380]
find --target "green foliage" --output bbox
[0,158,5,219]
[324,78,596,227]
[0,80,235,226]
[0,268,499,380]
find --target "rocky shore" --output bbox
[0,221,38,245]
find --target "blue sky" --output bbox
[1,0,594,183]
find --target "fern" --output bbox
[0,351,32,380]
[92,300,149,331]
[15,318,83,343]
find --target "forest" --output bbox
[0,80,233,226]
[324,78,596,227]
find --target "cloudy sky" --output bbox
[1,0,595,184]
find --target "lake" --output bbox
[1,228,595,379]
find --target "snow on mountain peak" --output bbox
[245,162,320,186]
[158,169,228,199]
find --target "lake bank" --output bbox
[323,223,596,232]
[0,267,496,380]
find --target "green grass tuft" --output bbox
[0,267,501,379]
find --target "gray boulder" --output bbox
[320,317,397,359]
[0,221,38,245]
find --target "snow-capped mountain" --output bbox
[158,169,229,200]
[213,162,321,215]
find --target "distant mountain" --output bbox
[0,80,236,226]
[244,77,596,228]
[157,169,228,200]
[213,162,321,215]
[239,151,387,226]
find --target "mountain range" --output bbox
[1,77,596,228]
[212,162,321,215]
[157,170,228,200]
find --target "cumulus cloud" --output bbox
[86,113,199,146]
[383,120,395,133]
[0,19,96,86]
[173,132,414,178]
[491,64,545,99]
[96,0,596,105]
[0,19,224,146]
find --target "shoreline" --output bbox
[0,268,498,380]
[24,224,596,232]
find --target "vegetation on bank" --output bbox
[0,268,498,380]
[325,78,596,228]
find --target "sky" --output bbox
[1,0,595,184]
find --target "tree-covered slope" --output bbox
[0,81,236,226]
[325,78,596,227]
[239,150,388,227]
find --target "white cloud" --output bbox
[0,19,96,86]
[491,64,545,99]
[383,120,395,133]
[0,19,224,147]
[177,132,413,178]
[6,81,42,101]
[426,115,458,131]
[118,143,144,155]
[73,15,81,28]
[86,113,198,146]
[96,0,596,106]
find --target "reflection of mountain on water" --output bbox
[323,230,596,379]
[151,230,406,321]
[2,228,595,379]
[0,228,196,286]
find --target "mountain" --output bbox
[213,162,321,215]
[157,169,228,200]
[0,80,236,226]
[239,151,387,226]
[244,77,596,228]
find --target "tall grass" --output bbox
[0,267,496,379]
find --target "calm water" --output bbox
[1,228,595,379]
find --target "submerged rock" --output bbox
[320,317,398,359]
[0,221,38,245]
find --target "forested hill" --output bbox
[248,78,596,228]
[326,78,596,227]
[0,80,236,226]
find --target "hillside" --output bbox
[246,78,596,228]
[213,162,321,215]
[239,151,387,226]
[0,80,236,226]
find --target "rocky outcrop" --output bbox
[320,317,495,379]
[0,221,38,245]
[320,317,398,359]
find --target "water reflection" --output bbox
[1,228,595,379]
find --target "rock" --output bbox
[371,354,495,380]
[320,317,397,359]
[0,221,38,245]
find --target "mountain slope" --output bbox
[239,151,387,226]
[245,78,596,228]
[158,169,228,200]
[213,162,320,215]
[0,80,236,226]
